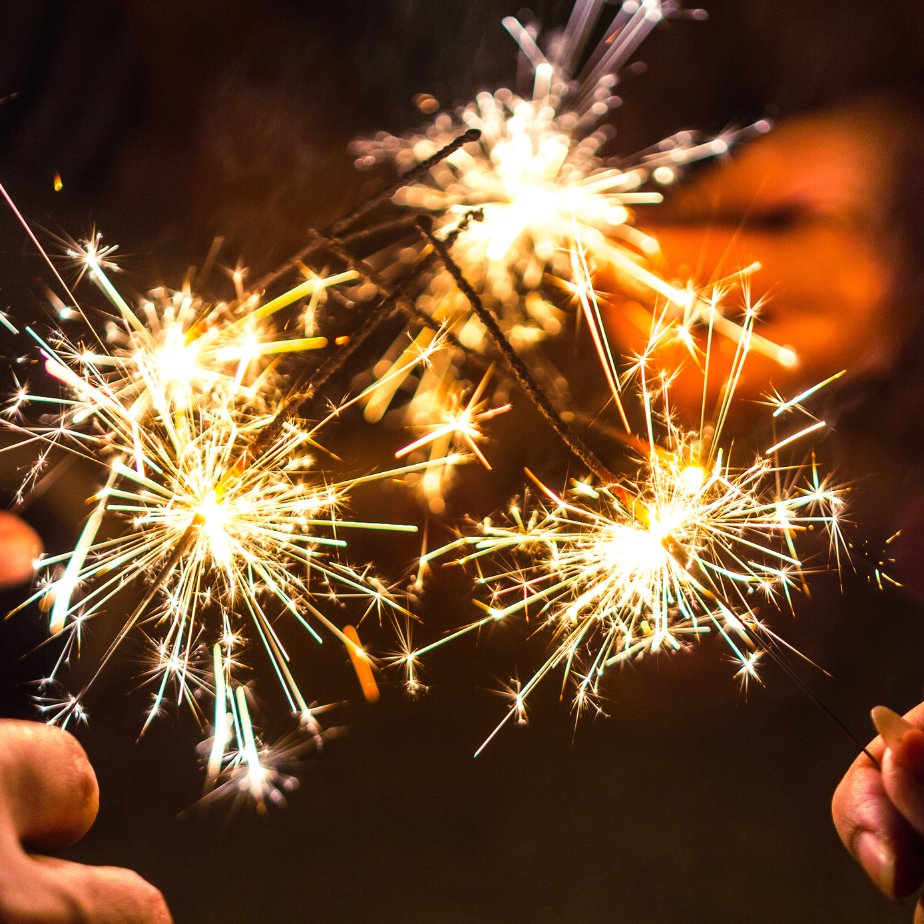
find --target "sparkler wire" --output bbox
[257,129,482,291]
[416,214,622,488]
[248,246,447,459]
[328,128,483,237]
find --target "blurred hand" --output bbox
[833,703,924,920]
[0,720,171,923]
[601,96,920,421]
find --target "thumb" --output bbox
[0,855,171,924]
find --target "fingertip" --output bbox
[872,705,919,753]
[855,830,896,899]
[51,726,100,845]
[895,727,924,780]
[0,511,42,589]
[850,823,924,901]
[0,719,99,849]
[30,857,173,924]
[832,741,924,900]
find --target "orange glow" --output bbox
[343,625,379,703]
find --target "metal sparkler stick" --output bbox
[257,129,482,291]
[416,213,622,488]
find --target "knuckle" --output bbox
[47,731,98,818]
[93,868,172,924]
[0,721,98,844]
[132,877,172,924]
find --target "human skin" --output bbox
[600,97,918,422]
[833,703,924,921]
[0,721,172,924]
[0,515,171,923]
[597,97,924,915]
[0,512,42,591]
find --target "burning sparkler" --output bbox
[60,232,355,416]
[349,0,783,446]
[396,239,846,753]
[0,0,876,797]
[0,225,444,794]
[0,119,502,800]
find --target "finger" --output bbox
[0,855,171,924]
[876,707,924,839]
[0,511,42,589]
[832,727,924,899]
[0,720,98,851]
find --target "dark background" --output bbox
[2,1,924,922]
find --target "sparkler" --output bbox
[60,232,356,416]
[0,221,446,794]
[0,0,881,802]
[0,124,497,795]
[349,0,785,444]
[397,235,852,755]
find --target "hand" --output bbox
[0,720,171,923]
[0,511,41,590]
[601,95,919,422]
[832,703,924,919]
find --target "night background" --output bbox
[2,1,924,921]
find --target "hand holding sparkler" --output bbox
[834,704,924,915]
[603,96,914,418]
[0,720,171,923]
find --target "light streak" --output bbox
[343,625,380,703]
[345,0,780,518]
[350,2,777,421]
[4,229,417,800]
[400,254,845,751]
[54,234,357,419]
[395,365,510,471]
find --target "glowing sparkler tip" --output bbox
[778,346,798,368]
[679,465,705,493]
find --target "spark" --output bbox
[400,255,844,751]
[4,227,423,799]
[343,624,380,703]
[350,0,777,424]
[56,233,357,417]
[395,365,511,470]
[200,670,330,813]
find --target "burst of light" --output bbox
[401,254,844,751]
[350,0,778,422]
[3,232,428,798]
[16,384,413,731]
[394,365,511,510]
[199,667,332,813]
[56,234,356,417]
